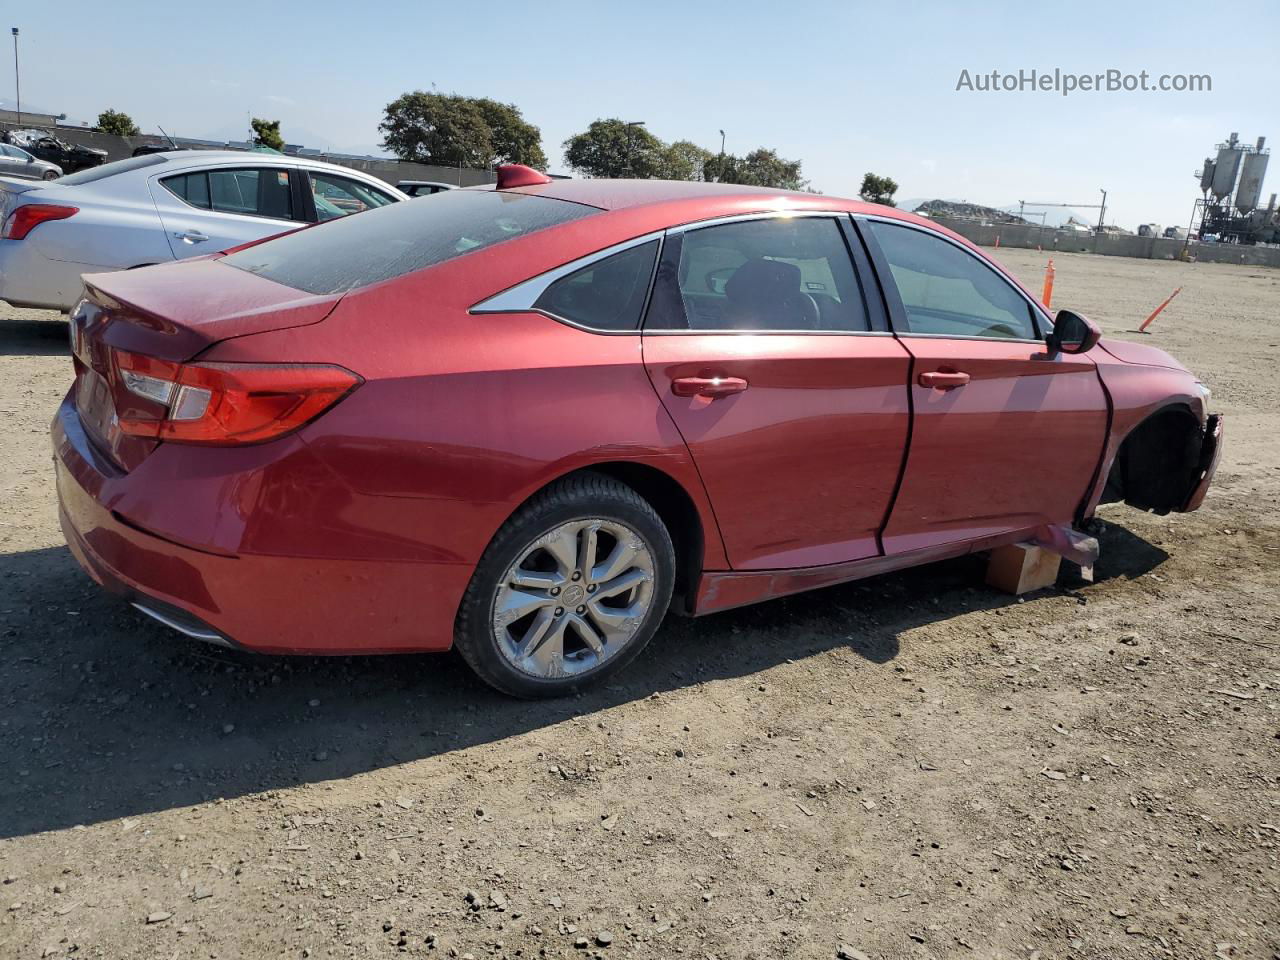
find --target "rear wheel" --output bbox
[454,473,675,698]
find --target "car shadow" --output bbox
[0,520,1167,840]
[0,316,69,356]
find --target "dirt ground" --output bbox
[0,249,1276,960]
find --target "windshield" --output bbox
[58,154,167,186]
[223,189,599,295]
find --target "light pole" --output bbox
[624,120,645,178]
[10,27,19,126]
[1097,188,1108,234]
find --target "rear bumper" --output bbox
[53,394,471,655]
[1180,413,1223,512]
[0,240,96,311]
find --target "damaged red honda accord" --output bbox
[52,165,1222,697]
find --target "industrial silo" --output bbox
[1211,132,1243,201]
[1199,158,1216,194]
[1235,137,1269,213]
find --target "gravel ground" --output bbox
[0,250,1277,960]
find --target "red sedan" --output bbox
[52,166,1222,697]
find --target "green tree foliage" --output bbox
[657,140,713,181]
[708,148,808,190]
[858,172,899,206]
[562,119,666,179]
[473,98,547,169]
[96,109,140,137]
[380,92,546,169]
[251,118,285,152]
[564,121,809,188]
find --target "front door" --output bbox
[642,214,912,570]
[860,218,1109,554]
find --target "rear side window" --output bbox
[223,190,598,295]
[867,220,1037,339]
[533,240,659,331]
[57,154,167,185]
[163,168,294,219]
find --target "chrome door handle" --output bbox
[174,230,209,243]
[918,370,971,389]
[671,376,749,398]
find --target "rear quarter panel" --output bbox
[200,250,730,576]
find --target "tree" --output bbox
[562,119,665,179]
[379,92,546,169]
[96,109,139,137]
[657,140,713,181]
[708,148,807,190]
[251,118,285,152]
[473,98,547,169]
[859,172,898,206]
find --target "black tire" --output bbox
[454,472,675,698]
[42,170,58,181]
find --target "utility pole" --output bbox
[11,28,19,126]
[625,120,645,178]
[1097,188,1108,234]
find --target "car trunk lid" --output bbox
[72,258,340,471]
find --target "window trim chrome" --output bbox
[469,230,665,322]
[856,213,1056,338]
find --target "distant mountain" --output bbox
[997,203,1092,228]
[911,199,1031,224]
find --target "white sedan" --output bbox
[0,151,407,311]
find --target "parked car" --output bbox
[4,129,107,173]
[0,142,62,180]
[0,151,407,310]
[397,180,454,197]
[52,166,1222,698]
[132,143,189,157]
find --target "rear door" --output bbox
[150,165,303,259]
[641,214,912,570]
[859,217,1108,553]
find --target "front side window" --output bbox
[532,240,659,331]
[867,220,1037,339]
[646,217,869,332]
[223,189,597,296]
[309,172,397,222]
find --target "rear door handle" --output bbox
[174,230,209,244]
[918,370,971,389]
[671,376,749,398]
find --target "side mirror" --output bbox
[1046,309,1101,354]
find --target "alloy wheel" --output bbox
[492,518,656,679]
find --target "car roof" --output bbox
[497,176,940,230]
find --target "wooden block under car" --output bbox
[985,543,1061,595]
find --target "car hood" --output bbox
[1098,338,1190,373]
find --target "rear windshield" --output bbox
[222,190,599,295]
[58,154,167,185]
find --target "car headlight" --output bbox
[1195,381,1212,404]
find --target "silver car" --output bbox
[0,151,407,311]
[0,142,62,181]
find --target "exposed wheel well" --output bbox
[1102,405,1202,515]
[553,462,705,614]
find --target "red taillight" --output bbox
[113,350,361,445]
[2,203,79,240]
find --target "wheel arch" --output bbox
[1101,401,1205,515]
[496,460,711,615]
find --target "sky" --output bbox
[4,0,1276,229]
